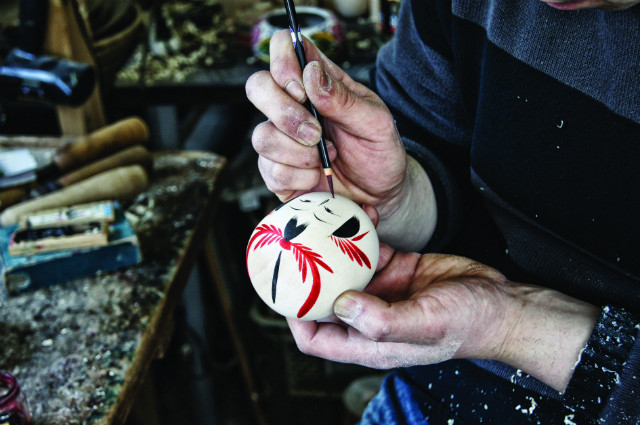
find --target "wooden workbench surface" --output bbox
[0,150,226,425]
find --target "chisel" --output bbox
[0,165,149,226]
[0,116,149,189]
[0,145,152,210]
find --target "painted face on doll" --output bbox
[246,192,379,321]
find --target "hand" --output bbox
[245,30,437,250]
[288,246,599,392]
[246,30,404,205]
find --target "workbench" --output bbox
[107,4,380,110]
[0,150,226,425]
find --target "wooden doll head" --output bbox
[246,192,379,321]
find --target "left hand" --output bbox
[288,246,513,367]
[288,245,599,392]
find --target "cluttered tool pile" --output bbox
[0,116,152,298]
[0,143,225,425]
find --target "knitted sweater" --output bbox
[373,0,640,423]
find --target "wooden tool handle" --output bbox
[53,117,149,172]
[0,147,152,211]
[58,145,152,186]
[0,187,28,211]
[0,165,149,226]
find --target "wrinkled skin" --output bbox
[287,240,599,392]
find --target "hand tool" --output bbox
[0,145,151,211]
[0,116,149,190]
[0,0,95,106]
[0,165,149,226]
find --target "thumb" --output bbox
[333,291,451,346]
[303,61,393,141]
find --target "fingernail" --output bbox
[312,63,331,93]
[334,294,362,324]
[285,80,306,102]
[297,121,321,145]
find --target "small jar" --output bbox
[0,373,32,425]
[332,0,368,18]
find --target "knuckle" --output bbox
[270,163,294,188]
[245,71,270,101]
[256,158,277,190]
[311,74,357,117]
[251,122,272,151]
[258,160,292,193]
[334,83,355,110]
[294,339,312,355]
[281,111,311,142]
[363,315,393,342]
[270,57,292,85]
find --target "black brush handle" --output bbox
[283,0,308,68]
[283,0,332,172]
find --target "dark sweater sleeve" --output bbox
[563,306,640,424]
[372,0,473,253]
[401,137,463,252]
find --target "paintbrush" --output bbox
[283,0,335,197]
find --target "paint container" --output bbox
[0,373,32,425]
[251,6,344,63]
[332,0,368,18]
[379,0,401,35]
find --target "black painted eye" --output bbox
[285,197,315,211]
[324,206,337,215]
[284,216,308,241]
[274,198,294,211]
[332,216,360,239]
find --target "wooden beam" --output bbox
[44,0,106,135]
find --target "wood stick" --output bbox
[0,165,149,226]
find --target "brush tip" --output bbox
[326,173,335,198]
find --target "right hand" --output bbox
[245,29,408,218]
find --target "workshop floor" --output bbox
[121,107,379,425]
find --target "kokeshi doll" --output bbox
[247,192,379,321]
